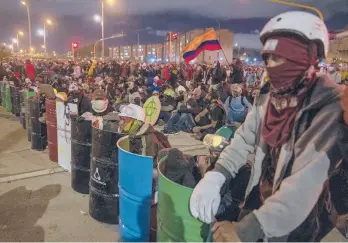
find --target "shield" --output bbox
[143,95,161,126]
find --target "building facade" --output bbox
[109,28,234,64]
[328,30,348,62]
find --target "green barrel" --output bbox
[1,83,5,107]
[157,157,209,242]
[5,85,12,113]
[25,92,36,142]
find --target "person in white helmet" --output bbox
[118,104,170,159]
[190,11,345,242]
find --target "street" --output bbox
[0,106,209,242]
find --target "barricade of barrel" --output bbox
[46,99,58,162]
[28,96,47,151]
[5,83,12,113]
[70,114,92,194]
[156,156,209,242]
[25,92,36,142]
[10,86,20,116]
[89,125,126,225]
[117,136,155,242]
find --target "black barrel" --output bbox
[26,96,32,142]
[71,115,92,194]
[11,87,20,116]
[29,97,47,151]
[89,126,125,224]
[20,91,26,129]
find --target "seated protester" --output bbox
[158,85,177,123]
[67,82,92,116]
[216,82,229,104]
[163,87,205,134]
[224,85,252,124]
[192,89,226,140]
[175,85,188,109]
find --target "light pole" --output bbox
[215,20,221,60]
[136,28,151,60]
[43,19,52,55]
[235,43,241,58]
[21,1,32,55]
[16,31,24,54]
[94,33,125,59]
[94,0,114,60]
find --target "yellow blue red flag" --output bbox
[181,29,222,63]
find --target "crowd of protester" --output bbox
[0,57,267,140]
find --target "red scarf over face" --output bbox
[261,36,318,148]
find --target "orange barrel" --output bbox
[46,99,58,162]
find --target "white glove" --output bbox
[190,171,226,223]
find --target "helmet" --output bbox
[260,11,328,59]
[118,104,145,122]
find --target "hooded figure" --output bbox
[190,11,345,242]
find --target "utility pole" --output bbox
[101,0,105,60]
[169,31,172,63]
[72,42,75,61]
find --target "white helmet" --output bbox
[260,11,329,59]
[118,104,145,122]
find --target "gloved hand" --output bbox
[190,171,226,223]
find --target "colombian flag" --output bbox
[181,29,222,63]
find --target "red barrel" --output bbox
[46,99,58,162]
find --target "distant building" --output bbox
[109,28,234,64]
[328,30,348,62]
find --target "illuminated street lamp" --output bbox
[21,1,32,55]
[15,31,24,53]
[94,0,114,60]
[43,18,53,55]
[93,14,101,22]
[41,45,46,49]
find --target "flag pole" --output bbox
[219,43,231,66]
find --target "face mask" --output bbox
[91,100,108,113]
[266,60,308,91]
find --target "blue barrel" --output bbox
[89,126,125,224]
[117,136,154,242]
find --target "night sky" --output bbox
[0,0,347,53]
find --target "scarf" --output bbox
[261,36,318,148]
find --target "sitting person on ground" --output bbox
[163,87,205,134]
[192,88,226,140]
[224,84,252,124]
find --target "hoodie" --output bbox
[214,75,344,241]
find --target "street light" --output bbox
[235,43,241,57]
[93,14,101,22]
[43,18,53,55]
[21,1,32,55]
[15,31,24,54]
[94,0,114,60]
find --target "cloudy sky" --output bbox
[0,0,347,52]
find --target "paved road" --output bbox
[0,107,345,242]
[0,107,208,241]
